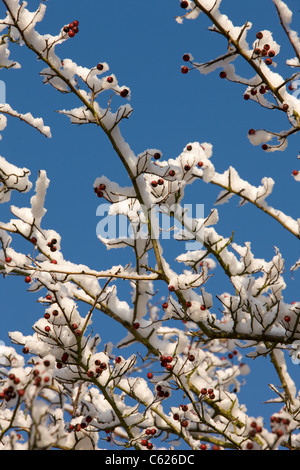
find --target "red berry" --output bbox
[200,444,207,450]
[181,420,189,428]
[96,63,104,71]
[45,294,52,301]
[263,44,270,51]
[5,256,12,263]
[201,388,207,395]
[254,48,261,55]
[183,54,190,62]
[181,66,189,74]
[87,370,94,378]
[168,170,175,177]
[168,285,175,292]
[180,1,189,8]
[51,260,57,264]
[208,388,213,394]
[248,129,256,135]
[186,301,192,308]
[262,144,269,150]
[75,330,82,336]
[292,170,299,176]
[25,276,31,283]
[256,32,263,39]
[45,326,51,333]
[151,181,158,188]
[133,322,140,329]
[268,50,275,57]
[188,354,195,361]
[30,237,37,244]
[200,305,206,311]
[283,103,289,111]
[147,442,153,450]
[153,152,161,160]
[147,372,153,379]
[22,347,29,354]
[17,389,25,397]
[157,178,164,185]
[107,76,114,83]
[265,58,273,66]
[219,71,227,79]
[184,164,191,171]
[244,94,250,100]
[162,302,168,309]
[246,441,253,450]
[284,316,291,322]
[68,30,75,38]
[197,161,203,167]
[61,353,69,362]
[115,356,122,363]
[73,20,79,27]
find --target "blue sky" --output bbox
[0,0,300,427]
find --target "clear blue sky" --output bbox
[1,0,299,425]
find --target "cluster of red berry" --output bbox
[0,359,53,403]
[151,178,164,188]
[160,355,174,372]
[47,237,57,253]
[94,183,106,198]
[200,387,215,400]
[173,404,190,429]
[63,20,79,38]
[140,428,156,450]
[254,33,276,66]
[156,384,170,399]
